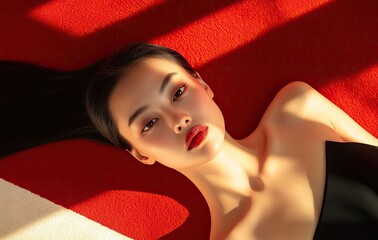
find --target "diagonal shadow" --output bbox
[197,0,378,140]
[0,0,240,69]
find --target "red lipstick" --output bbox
[186,125,208,150]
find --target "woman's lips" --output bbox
[186,125,208,150]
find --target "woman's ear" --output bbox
[128,148,156,165]
[195,72,214,98]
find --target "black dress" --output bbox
[313,141,378,239]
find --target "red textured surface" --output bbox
[1,0,377,239]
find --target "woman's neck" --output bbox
[178,131,265,237]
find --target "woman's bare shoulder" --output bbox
[241,81,333,145]
[272,81,315,106]
[261,81,318,124]
[244,81,320,141]
[274,81,313,99]
[262,81,378,145]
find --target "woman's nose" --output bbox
[173,114,192,134]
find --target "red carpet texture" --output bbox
[1,0,377,239]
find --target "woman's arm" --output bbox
[282,81,378,146]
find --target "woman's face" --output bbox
[108,57,225,169]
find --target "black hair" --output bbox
[0,43,198,158]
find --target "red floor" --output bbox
[1,0,377,239]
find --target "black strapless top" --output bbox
[313,141,378,239]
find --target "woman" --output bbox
[1,43,377,239]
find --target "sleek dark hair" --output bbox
[0,43,198,158]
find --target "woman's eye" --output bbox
[141,118,158,133]
[173,83,186,101]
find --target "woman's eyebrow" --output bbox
[159,72,177,94]
[128,72,177,127]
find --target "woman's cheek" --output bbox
[144,130,178,149]
[186,92,207,110]
[196,95,217,116]
[145,136,181,163]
